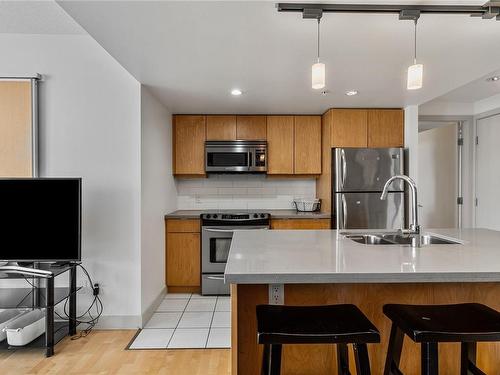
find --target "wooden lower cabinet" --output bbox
[270,218,331,230]
[166,219,201,291]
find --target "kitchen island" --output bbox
[225,228,500,374]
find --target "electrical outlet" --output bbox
[269,284,284,305]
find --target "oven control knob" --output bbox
[253,214,258,218]
[213,214,218,219]
[206,214,211,219]
[260,213,266,218]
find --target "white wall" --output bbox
[474,93,500,115]
[418,125,458,228]
[176,175,316,210]
[419,100,474,116]
[0,34,142,327]
[404,105,419,183]
[140,86,176,324]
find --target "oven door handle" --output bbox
[204,228,268,233]
[206,275,225,281]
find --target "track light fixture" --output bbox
[284,2,498,91]
[400,10,423,90]
[304,8,325,90]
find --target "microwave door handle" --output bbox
[248,151,252,170]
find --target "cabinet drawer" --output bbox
[270,218,331,230]
[166,219,201,233]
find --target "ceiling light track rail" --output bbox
[277,3,497,18]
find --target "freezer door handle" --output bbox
[342,194,347,229]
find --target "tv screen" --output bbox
[0,178,81,262]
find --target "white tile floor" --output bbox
[129,293,231,350]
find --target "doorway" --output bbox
[418,121,461,228]
[475,113,500,230]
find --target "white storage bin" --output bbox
[0,310,27,342]
[4,309,45,346]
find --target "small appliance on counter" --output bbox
[201,212,270,295]
[332,147,405,230]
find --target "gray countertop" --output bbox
[164,209,331,219]
[224,228,500,284]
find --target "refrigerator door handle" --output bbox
[342,194,347,229]
[341,149,347,190]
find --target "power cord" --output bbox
[23,264,103,340]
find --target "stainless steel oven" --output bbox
[201,212,270,295]
[205,140,267,173]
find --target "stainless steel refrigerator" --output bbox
[333,148,405,230]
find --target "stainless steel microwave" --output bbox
[205,140,267,173]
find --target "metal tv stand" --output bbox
[0,262,79,357]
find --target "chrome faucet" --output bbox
[381,175,421,246]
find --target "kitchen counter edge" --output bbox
[164,210,332,219]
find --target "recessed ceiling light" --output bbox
[345,90,358,96]
[487,76,500,82]
[231,89,242,96]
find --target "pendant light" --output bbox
[407,17,423,90]
[312,18,325,90]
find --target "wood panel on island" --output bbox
[165,219,201,293]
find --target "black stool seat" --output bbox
[383,303,500,375]
[257,304,380,344]
[257,304,379,375]
[384,303,500,342]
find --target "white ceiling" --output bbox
[51,1,500,113]
[0,1,84,35]
[431,68,500,103]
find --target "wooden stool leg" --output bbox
[421,343,438,375]
[354,343,371,375]
[269,344,282,375]
[384,323,404,375]
[337,343,349,375]
[460,342,480,375]
[261,344,270,375]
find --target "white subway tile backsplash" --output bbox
[176,175,316,210]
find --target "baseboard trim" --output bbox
[167,286,200,293]
[94,315,142,329]
[141,286,166,327]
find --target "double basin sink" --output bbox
[345,233,462,246]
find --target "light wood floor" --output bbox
[0,330,231,375]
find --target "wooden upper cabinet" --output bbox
[173,115,206,175]
[330,109,368,148]
[206,115,236,140]
[236,116,267,140]
[367,109,404,147]
[266,116,294,174]
[294,116,321,174]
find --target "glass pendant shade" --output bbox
[312,61,325,89]
[407,63,423,90]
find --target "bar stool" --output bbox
[383,303,500,375]
[256,304,380,375]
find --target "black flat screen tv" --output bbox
[0,178,81,262]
